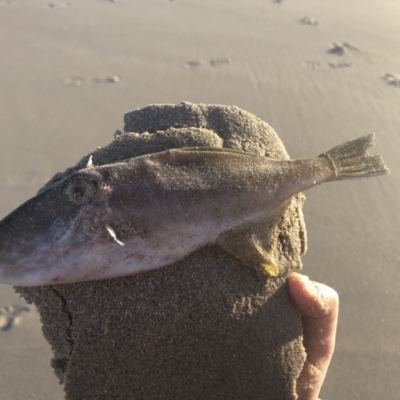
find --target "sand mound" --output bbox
[16,102,306,400]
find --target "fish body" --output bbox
[0,134,389,286]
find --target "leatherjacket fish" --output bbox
[0,134,389,286]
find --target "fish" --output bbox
[0,133,390,286]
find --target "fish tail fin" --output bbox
[323,133,390,180]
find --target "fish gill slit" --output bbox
[106,225,126,247]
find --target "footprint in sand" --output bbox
[93,75,121,84]
[65,75,120,86]
[45,2,71,8]
[65,76,85,86]
[328,43,346,56]
[303,60,321,70]
[342,42,361,52]
[327,42,361,56]
[184,58,230,70]
[328,60,353,69]
[209,58,230,68]
[383,73,400,87]
[184,60,203,70]
[0,305,30,331]
[299,16,318,27]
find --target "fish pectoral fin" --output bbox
[217,229,280,278]
[252,238,279,277]
[259,262,279,277]
[216,203,287,278]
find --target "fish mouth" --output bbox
[0,238,96,286]
[0,207,77,286]
[0,254,52,286]
[0,230,69,286]
[0,169,105,286]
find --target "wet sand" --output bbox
[0,0,399,399]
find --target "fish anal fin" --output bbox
[252,238,279,277]
[216,205,286,278]
[260,261,279,277]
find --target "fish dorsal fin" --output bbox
[94,147,265,171]
[97,147,258,169]
[175,147,259,157]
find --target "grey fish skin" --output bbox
[0,134,389,286]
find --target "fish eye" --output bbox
[64,177,97,205]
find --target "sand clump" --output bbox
[16,102,307,400]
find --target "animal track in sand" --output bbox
[0,305,30,331]
[303,60,353,70]
[328,42,361,56]
[65,76,85,86]
[45,2,71,8]
[184,59,230,70]
[299,16,318,27]
[209,58,230,68]
[328,60,353,69]
[93,75,121,84]
[184,60,202,70]
[328,43,346,56]
[303,60,321,70]
[383,73,400,87]
[64,75,121,86]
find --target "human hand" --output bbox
[288,273,339,400]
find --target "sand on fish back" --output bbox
[16,103,307,400]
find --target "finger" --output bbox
[288,273,339,400]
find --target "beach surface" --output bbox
[0,0,399,398]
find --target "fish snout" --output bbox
[0,171,103,286]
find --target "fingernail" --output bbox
[297,274,333,317]
[309,281,332,316]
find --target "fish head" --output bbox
[0,167,118,286]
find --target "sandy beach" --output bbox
[0,0,399,398]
